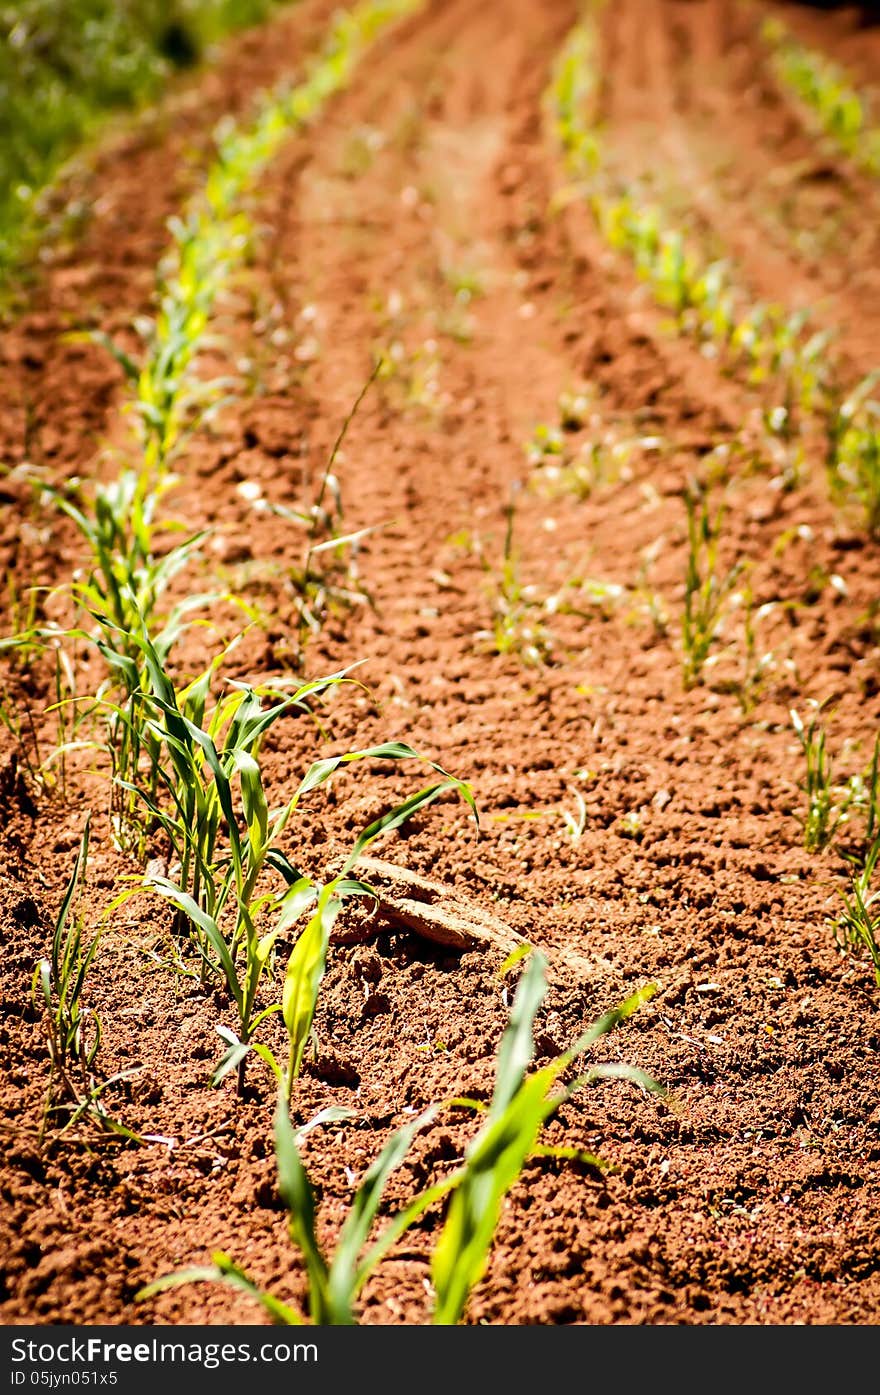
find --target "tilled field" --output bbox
[2,0,880,1325]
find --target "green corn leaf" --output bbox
[275,1096,332,1323]
[342,779,477,874]
[52,815,90,964]
[265,848,307,885]
[210,1034,251,1088]
[490,950,548,1115]
[148,877,241,1009]
[282,886,340,1081]
[431,1067,559,1325]
[274,878,317,935]
[235,750,269,859]
[329,1106,436,1322]
[137,1250,303,1325]
[296,741,425,796]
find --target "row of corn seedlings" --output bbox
[26,585,662,1313]
[547,9,880,535]
[3,0,426,836]
[13,0,450,1125]
[547,12,833,420]
[760,15,880,180]
[97,0,426,482]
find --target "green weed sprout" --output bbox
[790,705,854,853]
[137,952,657,1324]
[682,488,742,690]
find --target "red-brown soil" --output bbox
[2,0,880,1326]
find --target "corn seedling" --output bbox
[138,1098,450,1323]
[559,787,588,841]
[834,832,880,986]
[31,819,99,1119]
[24,464,226,846]
[138,953,657,1324]
[431,953,656,1323]
[791,704,855,853]
[828,375,880,537]
[480,488,554,667]
[30,817,133,1140]
[681,488,743,690]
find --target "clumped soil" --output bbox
[2,0,880,1326]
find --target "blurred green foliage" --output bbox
[0,0,288,273]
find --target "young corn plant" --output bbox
[10,458,227,846]
[681,488,742,690]
[790,705,854,853]
[828,376,880,537]
[137,952,658,1323]
[31,819,99,1127]
[429,954,656,1324]
[120,623,477,1091]
[480,489,554,667]
[137,1098,449,1324]
[548,12,601,175]
[30,817,133,1140]
[834,835,880,987]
